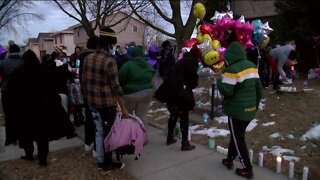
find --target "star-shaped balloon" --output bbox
[196,100,203,108]
[203,112,209,123]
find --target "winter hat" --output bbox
[130,46,144,58]
[100,27,117,45]
[9,44,20,53]
[8,40,15,46]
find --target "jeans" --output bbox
[91,107,116,164]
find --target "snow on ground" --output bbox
[189,125,203,131]
[300,124,320,141]
[262,146,295,156]
[270,133,282,139]
[193,87,206,95]
[214,116,228,124]
[193,127,230,138]
[262,121,275,126]
[287,134,295,139]
[246,119,258,132]
[282,155,301,162]
[259,102,265,110]
[270,114,276,117]
[152,108,170,114]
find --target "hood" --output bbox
[224,42,247,66]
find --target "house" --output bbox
[230,0,277,21]
[69,12,147,49]
[50,29,75,56]
[37,33,54,58]
[25,38,40,58]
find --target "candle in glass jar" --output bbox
[276,156,282,173]
[302,166,308,180]
[289,161,294,178]
[258,152,264,167]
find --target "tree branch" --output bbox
[149,0,173,23]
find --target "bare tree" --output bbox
[128,0,217,51]
[53,0,147,38]
[0,0,43,33]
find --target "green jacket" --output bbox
[217,42,263,121]
[119,47,155,94]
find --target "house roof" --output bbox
[50,30,74,37]
[28,38,38,44]
[68,11,145,29]
[37,33,54,41]
[231,0,277,19]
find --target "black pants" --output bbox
[2,91,15,145]
[73,105,84,125]
[167,104,189,142]
[20,139,49,164]
[84,103,95,147]
[227,117,252,170]
[273,73,280,90]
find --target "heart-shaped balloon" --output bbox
[200,24,214,35]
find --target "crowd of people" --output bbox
[0,27,297,178]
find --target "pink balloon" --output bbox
[244,39,254,49]
[200,24,214,35]
[184,38,198,48]
[216,47,226,56]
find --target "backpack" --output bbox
[159,41,175,76]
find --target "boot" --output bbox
[222,158,234,170]
[181,141,195,151]
[166,136,177,145]
[235,168,253,179]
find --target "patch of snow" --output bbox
[261,98,266,102]
[203,101,211,106]
[214,116,228,124]
[268,146,295,156]
[189,125,203,131]
[262,122,275,126]
[300,146,306,150]
[287,134,295,139]
[270,133,282,139]
[154,115,168,121]
[300,124,320,141]
[193,127,230,138]
[150,101,156,106]
[246,119,258,132]
[153,108,170,115]
[193,87,206,95]
[270,114,276,117]
[282,155,300,162]
[259,102,265,110]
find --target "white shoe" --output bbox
[92,150,97,158]
[84,144,93,152]
[282,79,292,85]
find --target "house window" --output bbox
[60,34,62,43]
[132,26,138,33]
[77,29,80,37]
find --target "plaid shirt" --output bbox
[81,50,123,109]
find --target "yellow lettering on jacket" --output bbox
[244,107,256,112]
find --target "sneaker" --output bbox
[235,168,253,179]
[92,150,97,158]
[166,137,177,145]
[101,162,125,172]
[84,144,93,152]
[222,158,234,170]
[282,79,292,85]
[181,141,195,151]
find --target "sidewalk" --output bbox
[0,125,291,180]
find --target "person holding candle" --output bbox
[217,42,263,179]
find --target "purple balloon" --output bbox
[0,45,7,60]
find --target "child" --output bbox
[68,71,84,127]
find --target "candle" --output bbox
[258,152,264,167]
[302,166,308,180]
[249,149,253,163]
[208,138,215,149]
[276,156,282,173]
[188,129,191,141]
[289,161,294,178]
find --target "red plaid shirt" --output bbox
[81,50,123,108]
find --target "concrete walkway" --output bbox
[0,125,292,179]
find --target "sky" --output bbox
[0,1,78,46]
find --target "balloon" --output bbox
[211,11,233,21]
[184,38,198,48]
[198,40,213,56]
[244,39,254,49]
[204,50,219,66]
[197,33,203,44]
[202,34,212,42]
[260,37,270,49]
[0,45,7,60]
[211,40,221,50]
[193,3,206,20]
[212,61,225,73]
[216,47,226,57]
[200,24,214,35]
[261,22,273,35]
[239,15,245,23]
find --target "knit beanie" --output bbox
[100,27,117,45]
[9,44,20,53]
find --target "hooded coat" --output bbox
[118,47,154,94]
[217,42,263,121]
